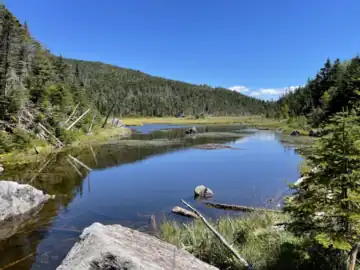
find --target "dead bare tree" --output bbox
[65,102,80,125]
[101,103,116,128]
[66,108,91,131]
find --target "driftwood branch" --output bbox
[68,155,92,172]
[65,102,80,125]
[66,158,83,177]
[88,114,96,133]
[30,154,56,183]
[89,146,98,165]
[181,199,253,269]
[38,123,64,147]
[66,108,91,131]
[172,206,199,219]
[205,202,283,213]
[0,252,35,270]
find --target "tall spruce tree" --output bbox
[285,110,360,270]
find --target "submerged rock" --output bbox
[0,180,52,222]
[194,185,214,198]
[57,222,218,270]
[185,126,197,134]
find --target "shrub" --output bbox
[0,131,14,154]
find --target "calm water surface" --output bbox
[0,125,305,269]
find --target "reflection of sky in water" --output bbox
[234,137,249,144]
[253,131,276,141]
[0,128,303,270]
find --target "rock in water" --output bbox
[0,181,52,222]
[194,185,214,198]
[290,130,300,136]
[185,126,197,134]
[57,222,218,270]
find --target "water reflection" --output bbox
[0,125,311,269]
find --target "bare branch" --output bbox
[181,199,253,269]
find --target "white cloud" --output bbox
[258,88,282,95]
[229,84,302,100]
[250,92,261,97]
[229,85,249,93]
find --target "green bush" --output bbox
[55,127,81,144]
[0,131,14,154]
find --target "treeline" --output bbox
[275,56,360,126]
[0,5,270,152]
[64,59,269,117]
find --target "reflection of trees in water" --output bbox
[0,200,62,269]
[0,128,243,269]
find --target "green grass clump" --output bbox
[161,213,308,270]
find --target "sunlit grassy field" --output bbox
[121,116,285,129]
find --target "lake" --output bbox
[0,124,306,269]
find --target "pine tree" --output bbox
[0,10,12,119]
[285,110,360,270]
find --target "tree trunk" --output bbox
[101,103,116,128]
[348,244,359,270]
[88,114,96,133]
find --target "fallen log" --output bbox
[172,206,199,219]
[65,102,80,125]
[0,252,35,270]
[66,158,83,177]
[66,108,91,131]
[38,123,64,147]
[68,155,92,172]
[205,202,283,213]
[181,199,253,269]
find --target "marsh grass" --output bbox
[161,213,313,270]
[121,116,284,128]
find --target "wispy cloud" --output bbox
[250,92,261,97]
[229,85,301,100]
[229,85,249,93]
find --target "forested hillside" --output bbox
[0,4,268,123]
[0,5,270,152]
[276,57,360,126]
[65,59,269,117]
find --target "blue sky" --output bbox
[5,0,360,100]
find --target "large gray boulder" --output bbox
[0,180,52,222]
[57,222,218,270]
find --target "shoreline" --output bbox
[0,116,310,165]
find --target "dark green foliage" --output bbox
[64,58,270,117]
[285,110,360,267]
[276,57,360,127]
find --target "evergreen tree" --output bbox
[285,110,360,270]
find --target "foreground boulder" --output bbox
[194,185,214,198]
[57,222,218,270]
[0,180,53,222]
